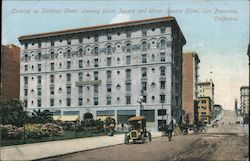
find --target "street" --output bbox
[39,110,249,161]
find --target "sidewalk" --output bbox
[0,131,162,161]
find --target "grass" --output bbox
[1,130,126,147]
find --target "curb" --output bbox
[35,134,161,161]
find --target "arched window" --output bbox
[142,41,147,51]
[50,52,55,59]
[107,45,112,54]
[79,48,83,57]
[24,54,28,62]
[37,53,42,61]
[160,39,166,49]
[126,43,131,53]
[67,50,71,58]
[94,47,99,55]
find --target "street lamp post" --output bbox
[137,91,144,116]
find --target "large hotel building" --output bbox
[18,16,186,130]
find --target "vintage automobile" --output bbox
[212,121,219,128]
[124,116,152,144]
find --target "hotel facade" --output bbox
[18,16,186,130]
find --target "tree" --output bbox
[0,99,28,127]
[30,109,52,124]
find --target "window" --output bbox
[79,38,83,43]
[24,100,28,107]
[50,87,54,95]
[67,61,71,69]
[158,109,166,116]
[94,85,98,93]
[78,72,83,81]
[161,27,165,33]
[142,54,147,63]
[143,96,147,103]
[107,57,112,66]
[126,32,131,38]
[25,43,28,49]
[160,67,165,76]
[107,84,112,92]
[24,89,28,96]
[25,65,28,71]
[126,55,131,65]
[51,52,55,60]
[94,97,99,105]
[37,99,41,107]
[126,69,131,80]
[66,73,71,82]
[142,41,147,51]
[79,98,83,106]
[126,83,131,92]
[107,34,112,40]
[37,88,42,96]
[50,99,54,107]
[67,50,71,58]
[79,86,83,94]
[142,30,147,36]
[37,76,42,84]
[141,82,147,91]
[51,41,54,46]
[94,71,98,80]
[160,94,165,103]
[126,96,131,104]
[50,63,54,71]
[94,47,99,55]
[160,52,165,62]
[160,81,166,89]
[67,40,71,45]
[67,98,71,106]
[67,86,71,94]
[107,45,112,54]
[107,96,112,105]
[126,43,131,53]
[50,75,54,84]
[37,53,42,61]
[94,35,98,42]
[160,39,166,49]
[24,54,28,62]
[94,58,98,67]
[107,70,112,80]
[24,76,28,85]
[38,42,41,48]
[38,64,42,72]
[79,49,83,57]
[142,68,147,77]
[79,60,83,68]
[201,100,206,104]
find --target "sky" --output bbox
[2,0,249,110]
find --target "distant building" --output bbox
[1,44,20,104]
[18,16,186,130]
[197,97,212,124]
[197,80,215,117]
[213,104,223,120]
[182,52,200,124]
[240,86,249,123]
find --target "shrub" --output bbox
[0,124,23,139]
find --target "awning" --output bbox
[53,116,61,120]
[59,115,80,122]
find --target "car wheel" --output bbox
[148,132,152,142]
[141,134,145,144]
[124,134,129,144]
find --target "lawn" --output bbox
[0,131,106,147]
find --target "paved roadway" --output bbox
[40,110,249,161]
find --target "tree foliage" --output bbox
[0,99,28,127]
[29,109,53,124]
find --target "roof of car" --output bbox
[128,116,145,121]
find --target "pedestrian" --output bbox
[167,120,174,141]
